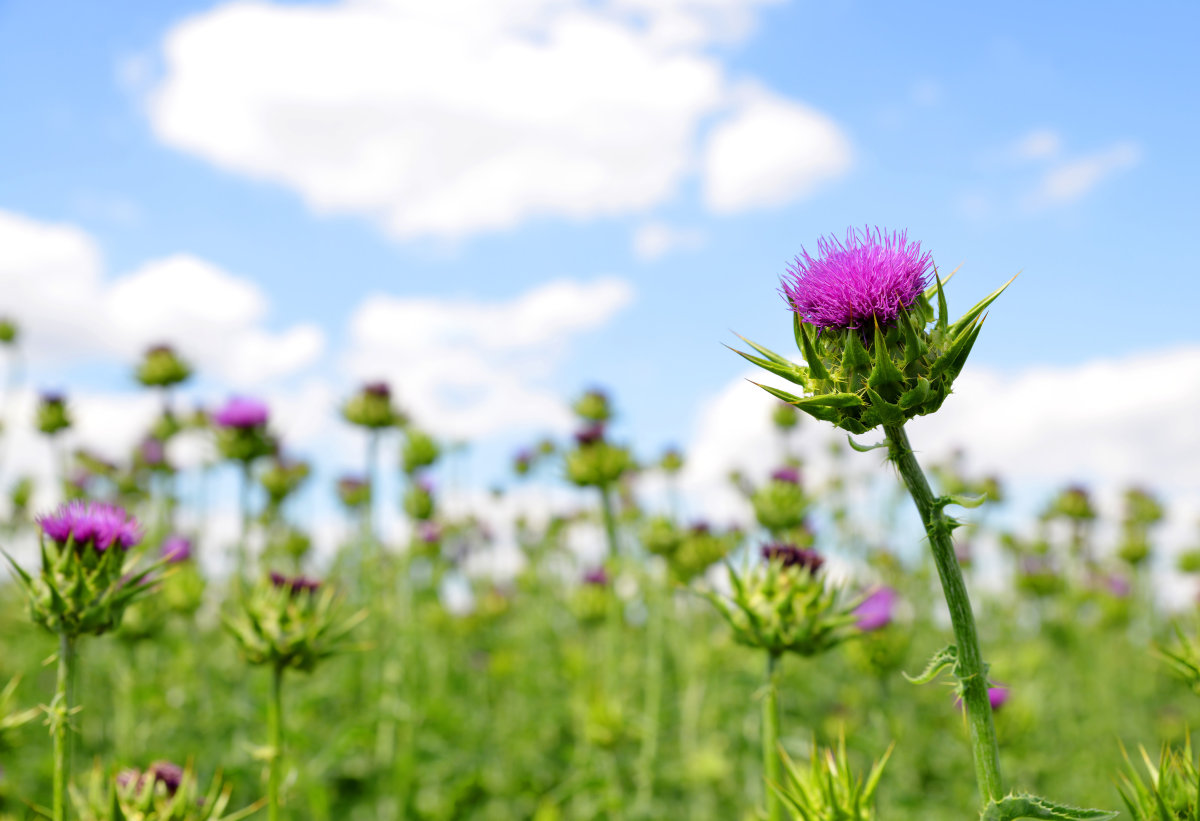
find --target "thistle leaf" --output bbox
[949,272,1019,339]
[795,316,831,381]
[981,794,1117,821]
[904,644,958,684]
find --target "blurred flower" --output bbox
[761,543,824,574]
[574,422,606,446]
[36,392,72,436]
[160,535,192,564]
[770,465,801,485]
[582,567,610,587]
[572,388,611,423]
[37,501,142,553]
[213,397,269,430]
[135,343,193,389]
[853,587,898,632]
[781,226,931,333]
[269,571,321,596]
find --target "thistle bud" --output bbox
[772,402,799,431]
[734,227,1014,434]
[73,760,256,820]
[403,478,436,521]
[36,392,72,436]
[512,448,534,477]
[565,429,633,488]
[5,502,156,638]
[659,447,684,474]
[572,388,612,423]
[670,522,739,583]
[336,475,371,510]
[401,429,440,475]
[342,381,401,430]
[705,545,857,657]
[640,515,683,557]
[134,343,192,389]
[0,317,18,345]
[776,736,891,821]
[752,467,810,536]
[224,574,363,673]
[260,456,311,509]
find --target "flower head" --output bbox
[213,396,269,429]
[762,542,824,573]
[853,587,899,631]
[574,422,606,446]
[37,501,142,552]
[782,227,932,333]
[160,535,192,563]
[770,465,801,485]
[270,571,321,596]
[582,567,610,587]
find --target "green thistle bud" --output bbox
[639,515,683,557]
[670,523,739,583]
[403,478,436,521]
[134,344,193,389]
[564,425,634,488]
[1118,740,1200,821]
[751,467,809,536]
[10,475,34,514]
[733,229,1014,434]
[224,574,364,673]
[659,447,684,474]
[71,760,261,821]
[151,410,184,443]
[342,381,401,430]
[705,547,858,657]
[572,388,612,423]
[401,429,440,475]
[772,402,799,432]
[36,392,72,436]
[0,317,18,345]
[259,457,311,510]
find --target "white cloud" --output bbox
[1024,140,1141,208]
[146,0,845,240]
[702,85,853,214]
[1012,128,1062,161]
[632,221,704,261]
[0,210,324,386]
[344,277,634,437]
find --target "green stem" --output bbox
[268,664,284,821]
[52,633,76,821]
[634,578,665,815]
[239,461,253,578]
[762,651,782,821]
[883,423,1003,804]
[599,484,619,561]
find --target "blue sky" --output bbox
[1,0,1198,539]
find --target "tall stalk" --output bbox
[883,422,1003,803]
[761,651,782,821]
[268,663,285,821]
[633,577,665,815]
[239,461,254,577]
[52,633,76,821]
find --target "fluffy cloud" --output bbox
[146,0,848,240]
[0,210,324,385]
[702,85,853,214]
[632,221,704,261]
[344,277,634,437]
[1024,140,1141,209]
[1011,128,1062,161]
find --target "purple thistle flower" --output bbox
[1106,574,1132,598]
[854,586,899,631]
[418,521,442,544]
[956,685,1010,713]
[582,567,610,586]
[139,437,166,467]
[213,396,269,430]
[770,466,801,485]
[574,422,606,446]
[37,501,142,552]
[148,761,184,795]
[270,571,321,596]
[761,542,824,573]
[781,227,932,333]
[363,381,391,398]
[160,535,192,563]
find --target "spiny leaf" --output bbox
[795,315,830,381]
[727,345,808,387]
[950,272,1019,339]
[846,435,886,453]
[981,793,1117,821]
[904,644,958,684]
[868,321,905,394]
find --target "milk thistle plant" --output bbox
[71,760,262,821]
[733,227,1114,820]
[224,573,364,821]
[3,501,161,821]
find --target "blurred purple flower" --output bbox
[140,437,166,466]
[770,466,801,485]
[418,521,442,544]
[582,567,610,586]
[854,587,899,631]
[363,381,391,398]
[213,397,269,429]
[160,535,192,563]
[270,571,321,596]
[781,227,932,333]
[956,685,1010,712]
[761,543,824,573]
[37,501,142,552]
[1107,574,1132,598]
[574,422,606,446]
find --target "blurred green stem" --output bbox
[239,461,253,577]
[268,663,284,821]
[762,651,782,821]
[599,484,619,561]
[884,422,1003,805]
[52,632,76,821]
[634,575,665,815]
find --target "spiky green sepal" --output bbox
[737,273,1015,433]
[774,735,893,821]
[71,761,263,821]
[703,560,859,658]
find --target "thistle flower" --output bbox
[955,686,1009,712]
[74,760,260,821]
[853,587,899,631]
[341,380,402,429]
[336,475,371,510]
[574,422,606,446]
[36,392,72,436]
[573,388,612,423]
[770,466,801,485]
[160,535,193,564]
[138,437,167,469]
[582,567,610,586]
[37,501,142,553]
[213,397,269,430]
[734,226,1013,434]
[401,429,440,475]
[782,227,931,333]
[269,571,321,596]
[761,543,824,573]
[513,448,534,476]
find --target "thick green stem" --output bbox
[884,423,1003,804]
[52,633,76,821]
[762,651,782,821]
[268,664,285,821]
